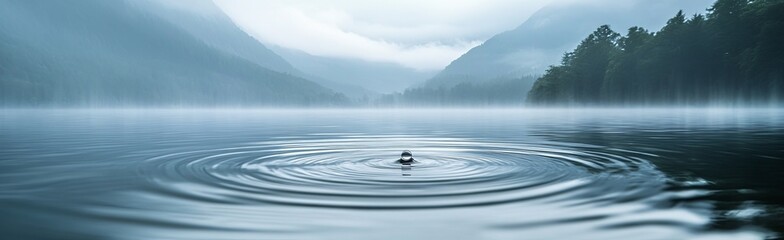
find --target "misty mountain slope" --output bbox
[143,0,378,99]
[137,0,298,75]
[0,0,344,106]
[271,46,436,94]
[425,0,714,88]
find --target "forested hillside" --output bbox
[527,0,784,105]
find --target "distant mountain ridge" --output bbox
[0,0,345,106]
[270,46,436,95]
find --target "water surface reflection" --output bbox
[0,109,781,239]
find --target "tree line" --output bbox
[375,76,536,107]
[527,0,784,105]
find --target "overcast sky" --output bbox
[214,0,554,71]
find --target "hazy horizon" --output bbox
[2,1,784,238]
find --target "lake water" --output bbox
[1,109,783,240]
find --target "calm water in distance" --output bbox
[1,109,783,240]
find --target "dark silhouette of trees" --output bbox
[528,0,784,105]
[376,76,537,107]
[528,25,620,104]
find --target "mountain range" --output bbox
[271,46,436,95]
[0,0,345,106]
[0,0,721,107]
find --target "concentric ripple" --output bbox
[6,110,780,239]
[138,135,665,209]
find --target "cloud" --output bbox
[213,0,552,71]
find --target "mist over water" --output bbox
[1,109,781,239]
[2,0,782,238]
